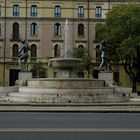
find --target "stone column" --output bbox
[98,71,114,86]
[17,71,32,86]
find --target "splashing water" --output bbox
[64,19,70,58]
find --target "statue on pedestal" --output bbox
[17,40,30,71]
[98,40,112,71]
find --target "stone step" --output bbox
[6,95,128,103]
[7,92,129,103]
[18,87,114,94]
[9,92,126,97]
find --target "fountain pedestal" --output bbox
[56,70,70,78]
[98,71,113,81]
[18,71,32,86]
[48,58,82,78]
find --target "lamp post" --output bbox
[3,0,7,86]
[87,0,90,57]
[25,0,27,40]
[108,0,111,10]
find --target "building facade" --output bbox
[0,0,139,87]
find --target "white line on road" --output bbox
[0,128,140,132]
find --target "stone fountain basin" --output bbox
[49,58,82,69]
[27,78,105,89]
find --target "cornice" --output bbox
[4,0,140,2]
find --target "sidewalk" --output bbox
[0,98,140,112]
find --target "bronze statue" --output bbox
[98,40,112,71]
[17,40,30,71]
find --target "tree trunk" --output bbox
[124,62,137,93]
[132,76,137,93]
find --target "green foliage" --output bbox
[95,23,107,43]
[72,47,91,72]
[31,62,47,78]
[96,4,140,73]
[96,4,140,63]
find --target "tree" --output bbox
[31,61,47,78]
[72,47,92,77]
[95,4,140,92]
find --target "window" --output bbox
[78,44,84,48]
[13,4,19,16]
[78,6,84,18]
[78,24,84,36]
[54,44,61,57]
[54,23,61,36]
[95,6,102,18]
[54,5,61,17]
[113,71,120,83]
[31,44,37,62]
[12,44,19,61]
[92,70,99,79]
[96,44,101,62]
[13,22,19,40]
[31,23,37,35]
[31,5,37,16]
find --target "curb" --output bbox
[0,104,140,113]
[0,101,140,106]
[0,100,140,113]
[0,108,140,113]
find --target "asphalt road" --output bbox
[0,112,140,140]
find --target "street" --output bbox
[0,112,140,139]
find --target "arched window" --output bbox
[78,44,84,48]
[31,44,37,62]
[12,44,18,61]
[13,22,19,40]
[31,23,37,35]
[54,23,61,36]
[54,44,61,57]
[78,24,84,36]
[96,44,101,63]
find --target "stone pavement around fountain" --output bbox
[0,77,134,104]
[0,76,138,108]
[0,85,139,112]
[0,81,130,103]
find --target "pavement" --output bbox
[0,97,140,112]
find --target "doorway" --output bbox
[9,69,19,86]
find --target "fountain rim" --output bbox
[49,57,82,62]
[28,78,104,81]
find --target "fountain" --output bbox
[48,19,82,78]
[1,19,130,103]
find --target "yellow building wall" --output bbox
[0,0,139,87]
[118,65,131,87]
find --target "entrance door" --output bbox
[9,69,19,86]
[92,70,99,79]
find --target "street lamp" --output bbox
[3,0,7,86]
[25,0,27,40]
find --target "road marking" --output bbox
[0,128,140,132]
